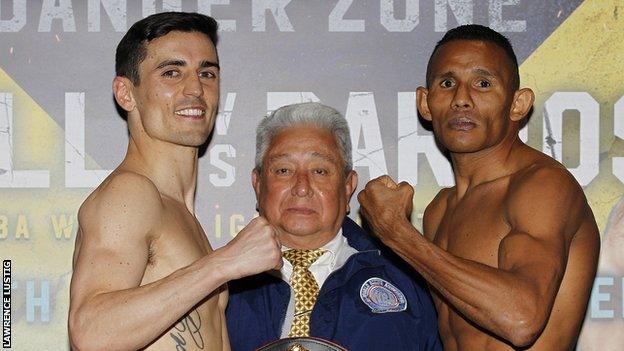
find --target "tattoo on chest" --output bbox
[169,309,204,350]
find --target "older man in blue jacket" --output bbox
[226,102,441,350]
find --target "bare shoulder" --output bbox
[505,157,591,237]
[423,187,454,240]
[78,170,163,241]
[70,171,168,318]
[72,171,164,291]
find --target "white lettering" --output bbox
[0,93,50,188]
[198,0,236,32]
[613,96,624,183]
[488,0,526,32]
[0,0,26,32]
[38,0,76,32]
[380,0,419,32]
[590,277,614,319]
[88,0,127,32]
[251,0,293,32]
[142,0,182,16]
[543,92,599,186]
[26,280,50,322]
[64,93,112,188]
[209,144,236,187]
[435,0,473,32]
[215,93,237,136]
[397,92,453,186]
[345,92,388,179]
[329,0,364,32]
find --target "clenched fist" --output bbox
[358,175,414,244]
[215,216,283,280]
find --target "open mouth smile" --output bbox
[174,108,206,118]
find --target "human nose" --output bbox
[451,83,473,110]
[183,74,203,98]
[291,173,312,197]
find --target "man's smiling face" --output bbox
[132,30,220,147]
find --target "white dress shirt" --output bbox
[277,229,358,337]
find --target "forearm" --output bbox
[69,255,230,351]
[388,223,549,346]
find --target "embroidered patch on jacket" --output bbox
[359,277,407,313]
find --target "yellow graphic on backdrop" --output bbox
[520,0,624,229]
[0,65,95,348]
[1,1,623,349]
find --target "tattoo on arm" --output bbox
[169,310,204,350]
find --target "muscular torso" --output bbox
[427,167,597,350]
[141,196,229,351]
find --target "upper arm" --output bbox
[423,188,450,241]
[70,173,163,311]
[499,167,587,303]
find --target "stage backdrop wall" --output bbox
[0,1,622,349]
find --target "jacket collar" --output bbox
[341,216,380,252]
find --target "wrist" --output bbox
[387,219,421,249]
[204,248,237,283]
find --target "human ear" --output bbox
[251,169,262,201]
[344,170,358,213]
[112,76,136,112]
[509,88,535,122]
[345,171,358,197]
[416,87,432,121]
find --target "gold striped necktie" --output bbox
[282,249,326,337]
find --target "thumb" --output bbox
[398,181,414,217]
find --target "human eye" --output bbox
[440,78,454,88]
[274,167,291,175]
[161,69,180,78]
[476,79,491,88]
[313,168,328,176]
[199,69,217,79]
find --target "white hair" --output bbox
[255,102,352,174]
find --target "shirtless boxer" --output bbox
[68,12,282,351]
[358,24,600,350]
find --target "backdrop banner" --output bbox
[0,1,621,349]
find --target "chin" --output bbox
[285,226,319,237]
[440,137,485,153]
[281,222,321,238]
[445,145,483,154]
[174,132,211,147]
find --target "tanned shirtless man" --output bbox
[68,12,282,351]
[358,24,600,350]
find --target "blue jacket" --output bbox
[226,218,442,351]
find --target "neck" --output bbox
[450,135,524,197]
[122,133,199,212]
[281,231,338,250]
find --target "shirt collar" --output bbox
[280,228,346,270]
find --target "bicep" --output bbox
[499,169,585,297]
[71,219,150,304]
[70,177,161,307]
[498,230,567,298]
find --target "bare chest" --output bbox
[141,201,228,351]
[432,187,510,266]
[143,201,213,283]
